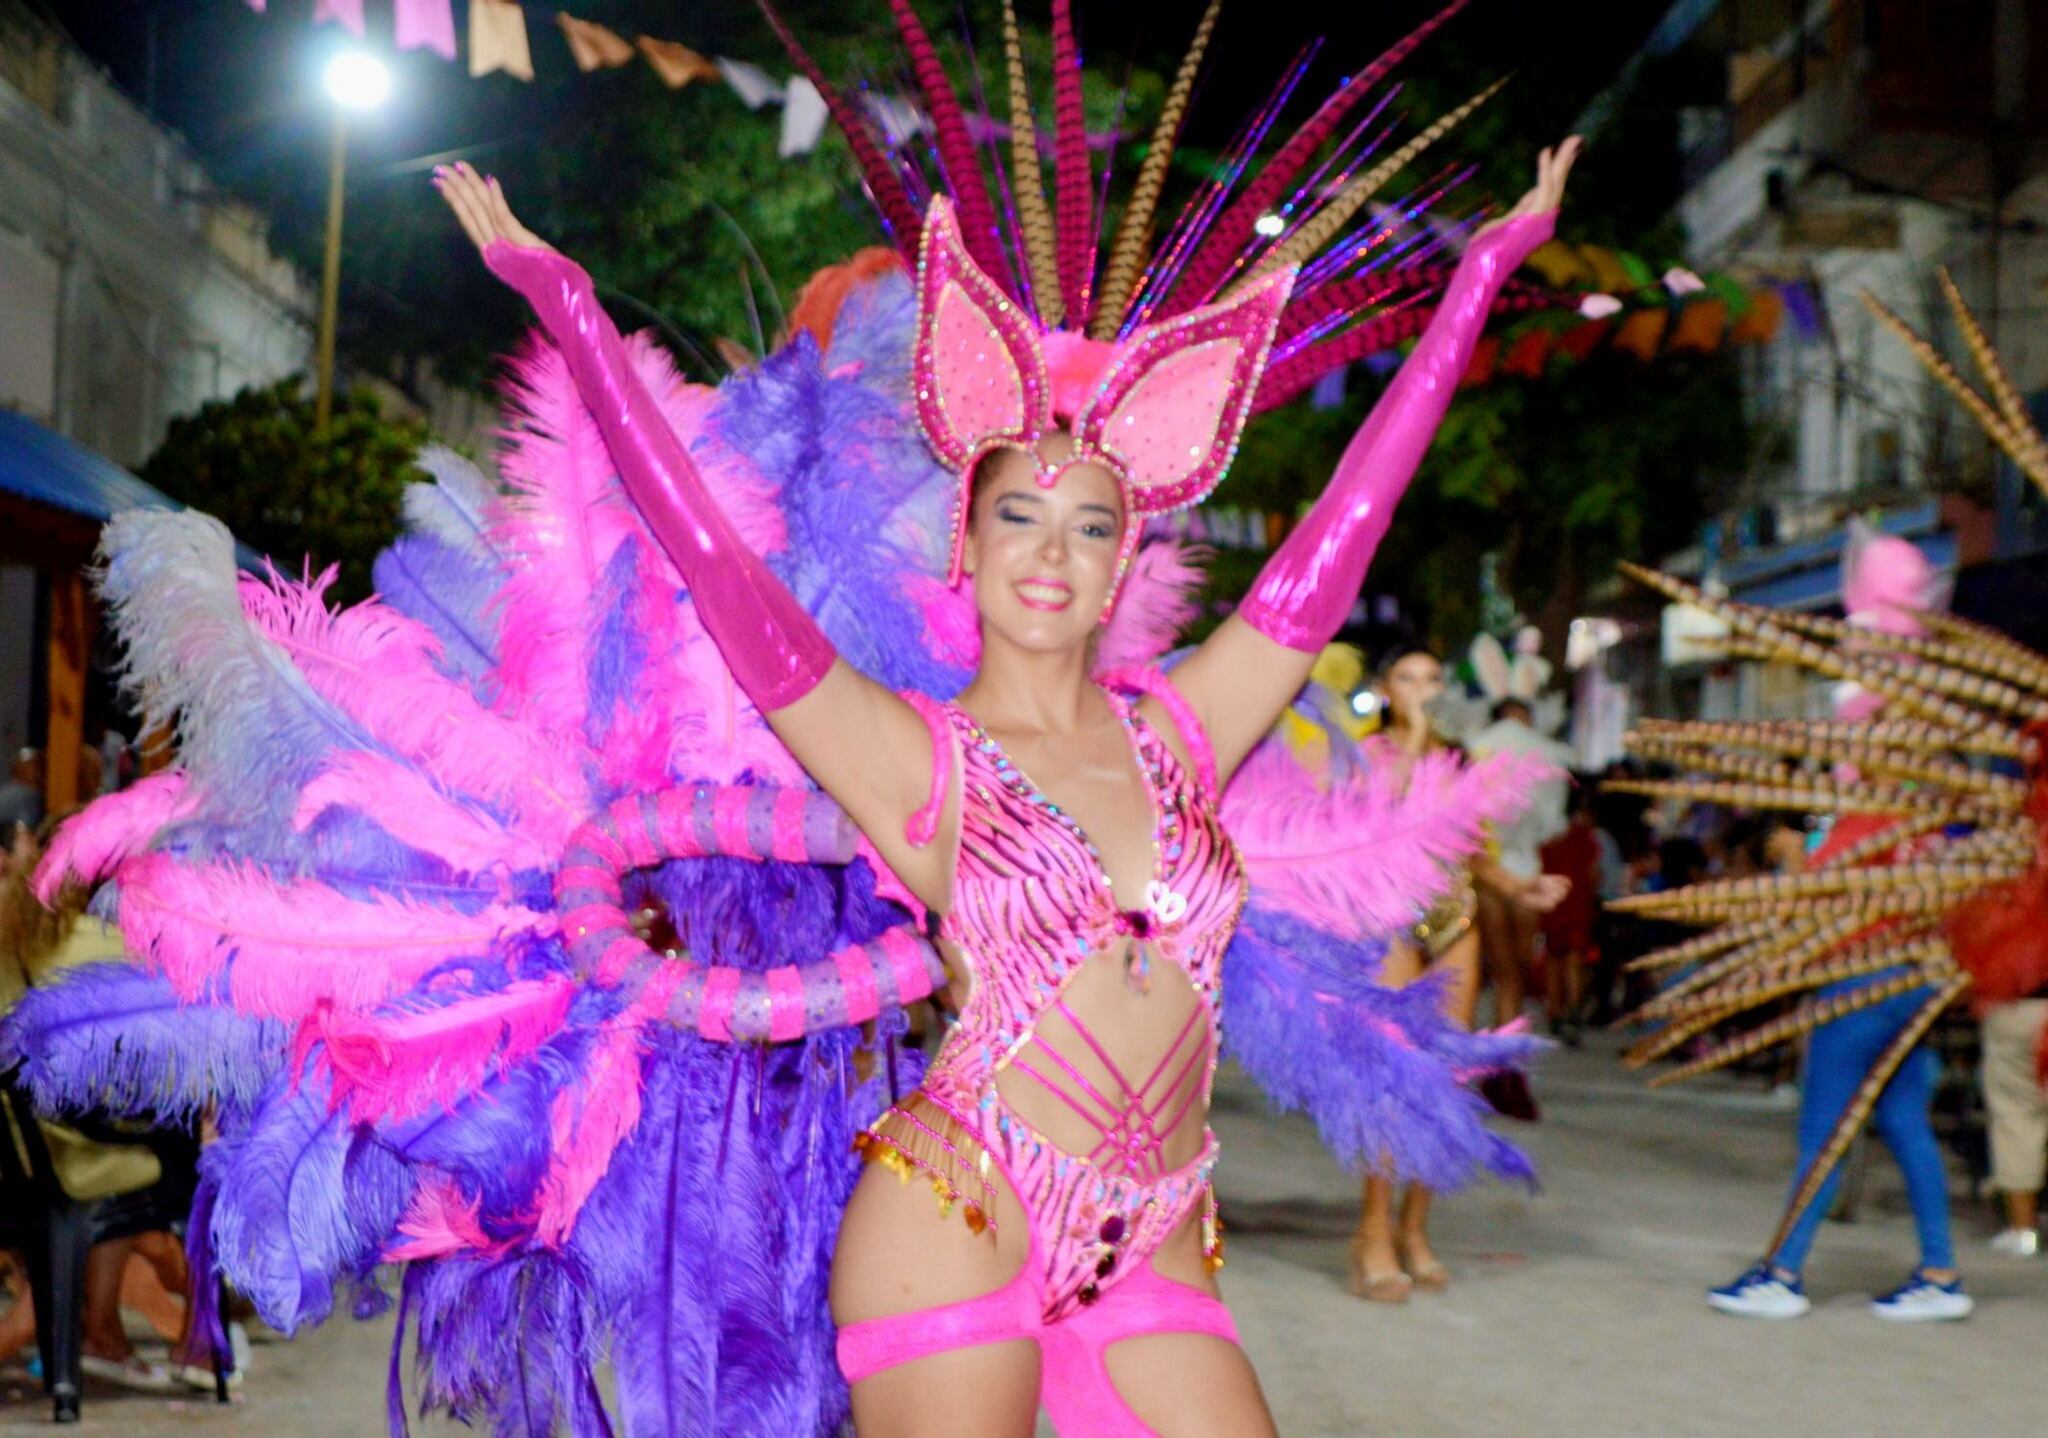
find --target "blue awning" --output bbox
[0,410,262,568]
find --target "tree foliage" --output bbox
[141,378,429,603]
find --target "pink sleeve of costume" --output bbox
[1236,211,1557,653]
[483,242,835,712]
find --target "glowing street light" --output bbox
[324,50,392,110]
[314,50,392,429]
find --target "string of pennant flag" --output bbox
[243,0,838,153]
[254,3,1790,380]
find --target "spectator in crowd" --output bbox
[1539,787,1606,1044]
[0,820,240,1391]
[0,749,42,844]
[1980,991,2047,1257]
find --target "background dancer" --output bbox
[1347,641,1566,1302]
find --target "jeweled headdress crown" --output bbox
[762,0,1514,581]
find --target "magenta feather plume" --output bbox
[887,0,1011,289]
[903,572,980,671]
[491,336,643,748]
[113,852,548,1019]
[754,0,925,253]
[533,1003,660,1247]
[1049,0,1095,322]
[1169,0,1474,312]
[1275,266,1445,347]
[1096,541,1207,672]
[1222,739,1550,943]
[662,603,807,788]
[306,976,576,1124]
[385,1175,504,1262]
[1253,309,1433,414]
[34,773,192,905]
[292,754,549,879]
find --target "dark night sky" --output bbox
[41,1,1677,207]
[34,1,1689,373]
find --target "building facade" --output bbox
[1584,0,2048,723]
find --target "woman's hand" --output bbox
[433,161,553,258]
[1477,135,1582,236]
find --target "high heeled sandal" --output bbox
[1347,1237,1413,1304]
[1398,1236,1450,1292]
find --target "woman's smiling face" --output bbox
[963,432,1125,650]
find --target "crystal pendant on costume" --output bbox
[1125,939,1152,995]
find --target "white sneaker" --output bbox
[1987,1227,2040,1258]
[1707,1263,1812,1319]
[1871,1271,1974,1322]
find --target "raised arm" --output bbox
[436,166,954,907]
[1171,139,1581,787]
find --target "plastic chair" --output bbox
[0,1081,230,1422]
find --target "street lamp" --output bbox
[314,49,391,430]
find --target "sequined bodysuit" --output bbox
[838,675,1249,1423]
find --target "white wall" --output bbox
[0,225,59,419]
[1678,65,2048,508]
[0,45,315,466]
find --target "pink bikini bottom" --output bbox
[838,1248,1239,1436]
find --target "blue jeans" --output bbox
[1769,980,1954,1275]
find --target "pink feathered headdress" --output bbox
[1833,521,1951,719]
[912,196,1295,600]
[1841,523,1946,638]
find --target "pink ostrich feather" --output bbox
[292,754,549,879]
[239,572,587,848]
[903,572,980,670]
[385,1174,506,1262]
[531,969,679,1247]
[1222,739,1550,942]
[663,606,806,787]
[492,332,790,789]
[1095,541,1207,672]
[33,773,193,904]
[113,852,549,1020]
[491,336,650,746]
[301,975,576,1124]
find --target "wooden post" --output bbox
[43,569,91,818]
[139,723,176,777]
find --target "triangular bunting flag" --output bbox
[312,0,365,35]
[560,15,635,71]
[470,0,534,81]
[716,56,785,109]
[779,75,830,156]
[639,37,721,89]
[394,0,456,60]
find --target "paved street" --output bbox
[5,1037,2044,1436]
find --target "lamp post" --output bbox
[315,49,391,430]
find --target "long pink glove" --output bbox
[1237,211,1556,652]
[484,242,835,712]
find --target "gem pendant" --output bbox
[1125,942,1152,995]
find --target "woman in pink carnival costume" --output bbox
[4,3,1577,1432]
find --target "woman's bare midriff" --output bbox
[831,940,1219,1330]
